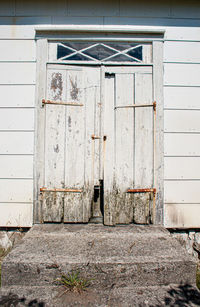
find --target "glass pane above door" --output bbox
[55,42,151,63]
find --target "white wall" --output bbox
[0,0,200,227]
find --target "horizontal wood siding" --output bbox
[164,181,200,204]
[0,179,33,202]
[0,0,200,227]
[164,110,200,133]
[165,204,200,229]
[163,21,200,228]
[0,85,35,108]
[164,41,200,63]
[164,87,200,110]
[0,203,33,227]
[0,109,34,130]
[0,40,35,61]
[0,22,36,226]
[165,157,200,180]
[0,132,34,154]
[0,156,33,179]
[0,63,36,84]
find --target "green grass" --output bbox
[55,271,92,293]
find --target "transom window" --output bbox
[49,41,152,64]
[57,42,143,62]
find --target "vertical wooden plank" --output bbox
[113,73,135,225]
[43,68,66,222]
[134,72,153,224]
[34,38,48,223]
[103,72,115,225]
[84,66,102,222]
[64,69,86,222]
[153,41,164,224]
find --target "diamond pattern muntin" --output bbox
[57,42,143,62]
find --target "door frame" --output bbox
[34,27,164,225]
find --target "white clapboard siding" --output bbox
[164,110,200,133]
[0,25,35,39]
[164,181,200,204]
[164,63,200,86]
[0,132,34,154]
[52,16,104,25]
[0,2,15,16]
[164,204,200,228]
[164,87,200,109]
[165,27,200,41]
[171,3,200,19]
[164,41,200,63]
[119,2,170,17]
[0,179,33,202]
[15,1,67,16]
[164,157,200,180]
[68,0,119,16]
[104,17,200,28]
[0,63,35,84]
[0,156,33,178]
[165,134,200,156]
[0,85,35,108]
[0,40,35,62]
[0,203,33,227]
[0,109,34,130]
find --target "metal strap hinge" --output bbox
[115,101,156,110]
[42,99,83,107]
[127,188,156,195]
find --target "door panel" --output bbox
[43,69,66,222]
[41,65,154,225]
[134,73,153,224]
[103,67,154,225]
[42,65,100,222]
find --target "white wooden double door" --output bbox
[41,64,154,225]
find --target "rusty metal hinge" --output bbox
[115,101,157,110]
[127,188,156,195]
[42,99,83,107]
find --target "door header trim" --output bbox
[35,25,165,36]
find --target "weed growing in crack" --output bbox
[55,271,92,294]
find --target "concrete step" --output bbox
[1,284,200,306]
[1,224,197,289]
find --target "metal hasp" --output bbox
[91,134,101,140]
[42,99,83,107]
[40,187,82,193]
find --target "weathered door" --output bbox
[41,65,101,222]
[40,64,154,224]
[103,66,154,225]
